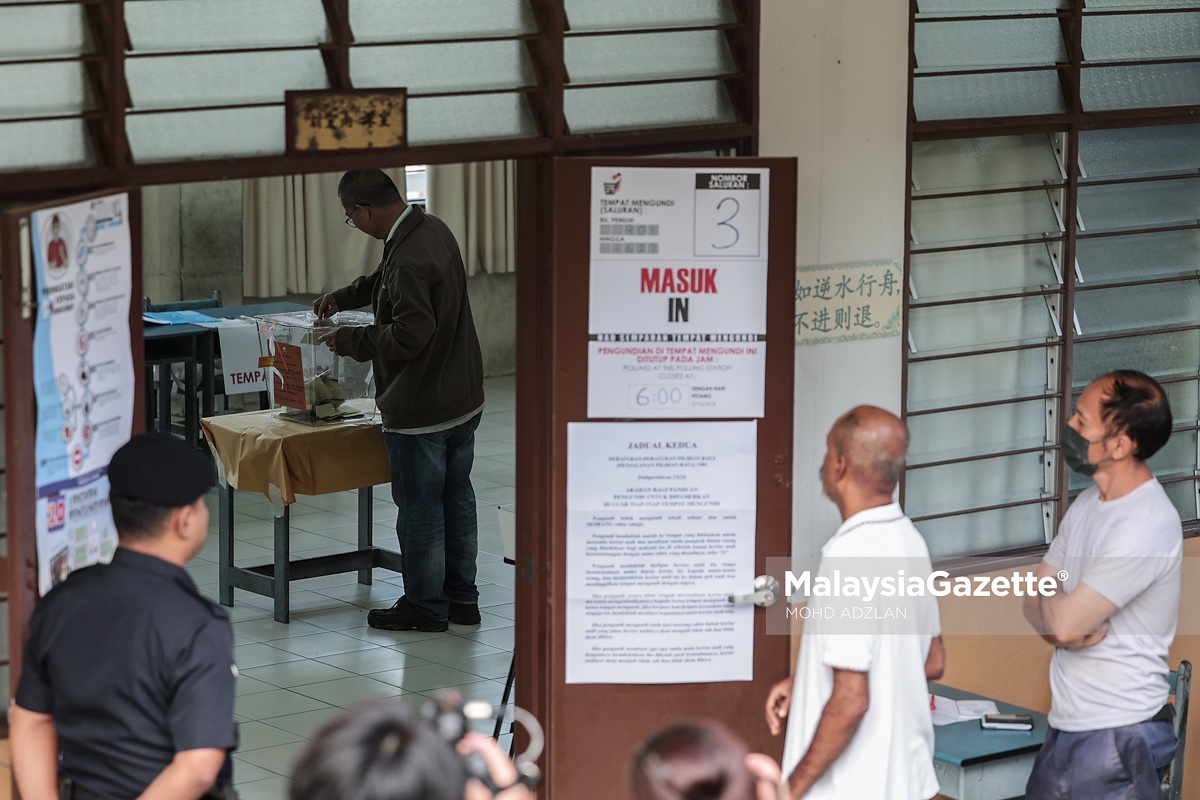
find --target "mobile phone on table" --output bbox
[980,713,1033,731]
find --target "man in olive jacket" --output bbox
[316,169,485,633]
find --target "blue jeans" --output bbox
[1026,718,1176,800]
[383,412,482,620]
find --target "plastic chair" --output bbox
[1163,660,1191,800]
[143,290,221,442]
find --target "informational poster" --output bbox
[794,259,903,344]
[588,167,769,418]
[31,194,133,595]
[566,421,757,684]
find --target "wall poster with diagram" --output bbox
[30,193,134,595]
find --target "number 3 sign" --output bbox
[693,172,762,258]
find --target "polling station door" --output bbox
[0,189,145,711]
[513,157,797,798]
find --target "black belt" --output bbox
[62,777,237,800]
[1150,703,1175,723]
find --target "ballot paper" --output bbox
[931,695,1000,726]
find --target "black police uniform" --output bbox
[16,547,238,799]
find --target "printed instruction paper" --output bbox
[566,421,757,684]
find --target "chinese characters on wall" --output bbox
[287,90,407,154]
[794,259,902,344]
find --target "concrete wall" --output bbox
[759,0,908,559]
[141,181,243,307]
[140,184,181,304]
[179,181,243,305]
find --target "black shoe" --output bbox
[367,597,448,632]
[449,601,481,625]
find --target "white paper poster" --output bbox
[588,167,769,418]
[566,421,757,684]
[31,194,133,595]
[216,319,270,395]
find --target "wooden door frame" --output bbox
[515,156,797,797]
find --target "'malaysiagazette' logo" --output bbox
[785,569,1062,601]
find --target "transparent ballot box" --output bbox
[255,310,374,424]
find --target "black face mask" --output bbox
[1062,426,1112,476]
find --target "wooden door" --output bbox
[514,157,797,798]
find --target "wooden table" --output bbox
[201,405,398,623]
[931,682,1048,800]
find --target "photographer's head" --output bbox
[631,721,784,800]
[290,699,467,800]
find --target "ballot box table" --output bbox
[201,405,399,623]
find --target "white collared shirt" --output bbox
[385,203,413,244]
[781,503,941,800]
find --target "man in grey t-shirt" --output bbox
[1023,370,1182,800]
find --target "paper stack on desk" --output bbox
[143,310,221,326]
[931,695,999,726]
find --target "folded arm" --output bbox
[1023,561,1115,648]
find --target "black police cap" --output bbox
[108,432,214,507]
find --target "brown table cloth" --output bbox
[201,407,389,505]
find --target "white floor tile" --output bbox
[234,643,307,670]
[232,774,289,800]
[291,604,371,632]
[289,675,404,707]
[440,651,514,681]
[368,663,485,693]
[237,720,307,752]
[315,647,434,675]
[311,582,405,608]
[390,635,505,663]
[269,631,380,659]
[230,758,277,784]
[453,627,516,651]
[259,707,345,739]
[234,740,312,775]
[232,617,326,643]
[241,659,358,689]
[235,689,333,721]
[235,675,280,697]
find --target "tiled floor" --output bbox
[189,376,517,800]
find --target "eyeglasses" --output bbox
[344,204,365,228]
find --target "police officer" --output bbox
[12,432,238,800]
